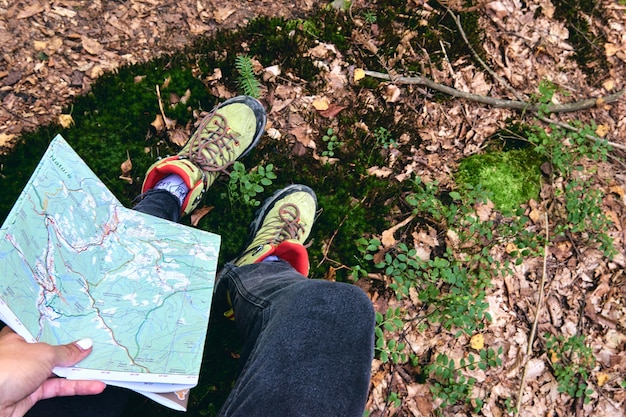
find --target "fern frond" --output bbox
[235,55,262,98]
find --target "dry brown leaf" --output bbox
[81,36,103,55]
[151,114,165,132]
[384,85,401,102]
[213,7,236,23]
[16,2,45,19]
[169,129,189,147]
[119,175,133,184]
[190,206,213,226]
[58,114,74,128]
[604,43,620,57]
[120,151,132,175]
[319,104,347,119]
[0,133,15,147]
[367,166,393,178]
[381,215,415,248]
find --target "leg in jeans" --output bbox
[133,189,181,222]
[217,261,375,417]
[216,185,375,417]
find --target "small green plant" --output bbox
[387,391,402,408]
[362,10,378,24]
[373,126,397,149]
[374,306,407,364]
[545,333,596,403]
[234,55,263,98]
[530,79,559,116]
[428,347,502,412]
[527,120,616,258]
[321,128,342,157]
[227,162,277,207]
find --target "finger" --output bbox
[0,325,14,336]
[50,338,94,368]
[39,378,107,400]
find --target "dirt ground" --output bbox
[0,0,319,140]
[1,1,625,416]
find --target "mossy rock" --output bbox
[456,148,543,213]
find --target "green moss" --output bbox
[456,148,543,213]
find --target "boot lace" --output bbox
[259,203,306,246]
[187,112,239,173]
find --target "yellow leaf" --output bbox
[354,68,365,82]
[596,372,610,387]
[58,114,74,128]
[604,43,619,57]
[0,133,15,147]
[602,79,615,91]
[33,40,47,51]
[312,96,329,111]
[470,333,484,350]
[595,124,610,138]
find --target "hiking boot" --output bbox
[234,184,318,276]
[142,96,267,216]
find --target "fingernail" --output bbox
[75,338,93,350]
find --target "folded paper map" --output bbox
[0,134,219,411]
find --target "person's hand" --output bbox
[0,326,106,417]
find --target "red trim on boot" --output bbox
[143,156,197,191]
[142,157,204,215]
[270,241,310,276]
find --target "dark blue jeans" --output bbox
[27,189,375,417]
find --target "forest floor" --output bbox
[1,0,625,416]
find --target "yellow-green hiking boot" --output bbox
[234,184,318,276]
[142,96,266,216]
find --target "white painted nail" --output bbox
[75,338,93,350]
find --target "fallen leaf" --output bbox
[354,68,365,82]
[595,124,610,138]
[190,206,213,226]
[602,79,615,91]
[213,7,236,23]
[0,133,16,147]
[384,84,401,102]
[324,266,337,281]
[381,215,415,248]
[262,65,281,82]
[470,333,484,350]
[33,40,48,51]
[17,2,45,19]
[604,43,619,57]
[367,166,393,178]
[169,129,189,147]
[58,114,74,128]
[596,372,610,387]
[120,151,132,176]
[312,96,330,111]
[319,104,347,119]
[151,114,165,132]
[81,36,103,55]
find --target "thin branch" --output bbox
[514,211,549,417]
[448,9,626,154]
[363,70,625,114]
